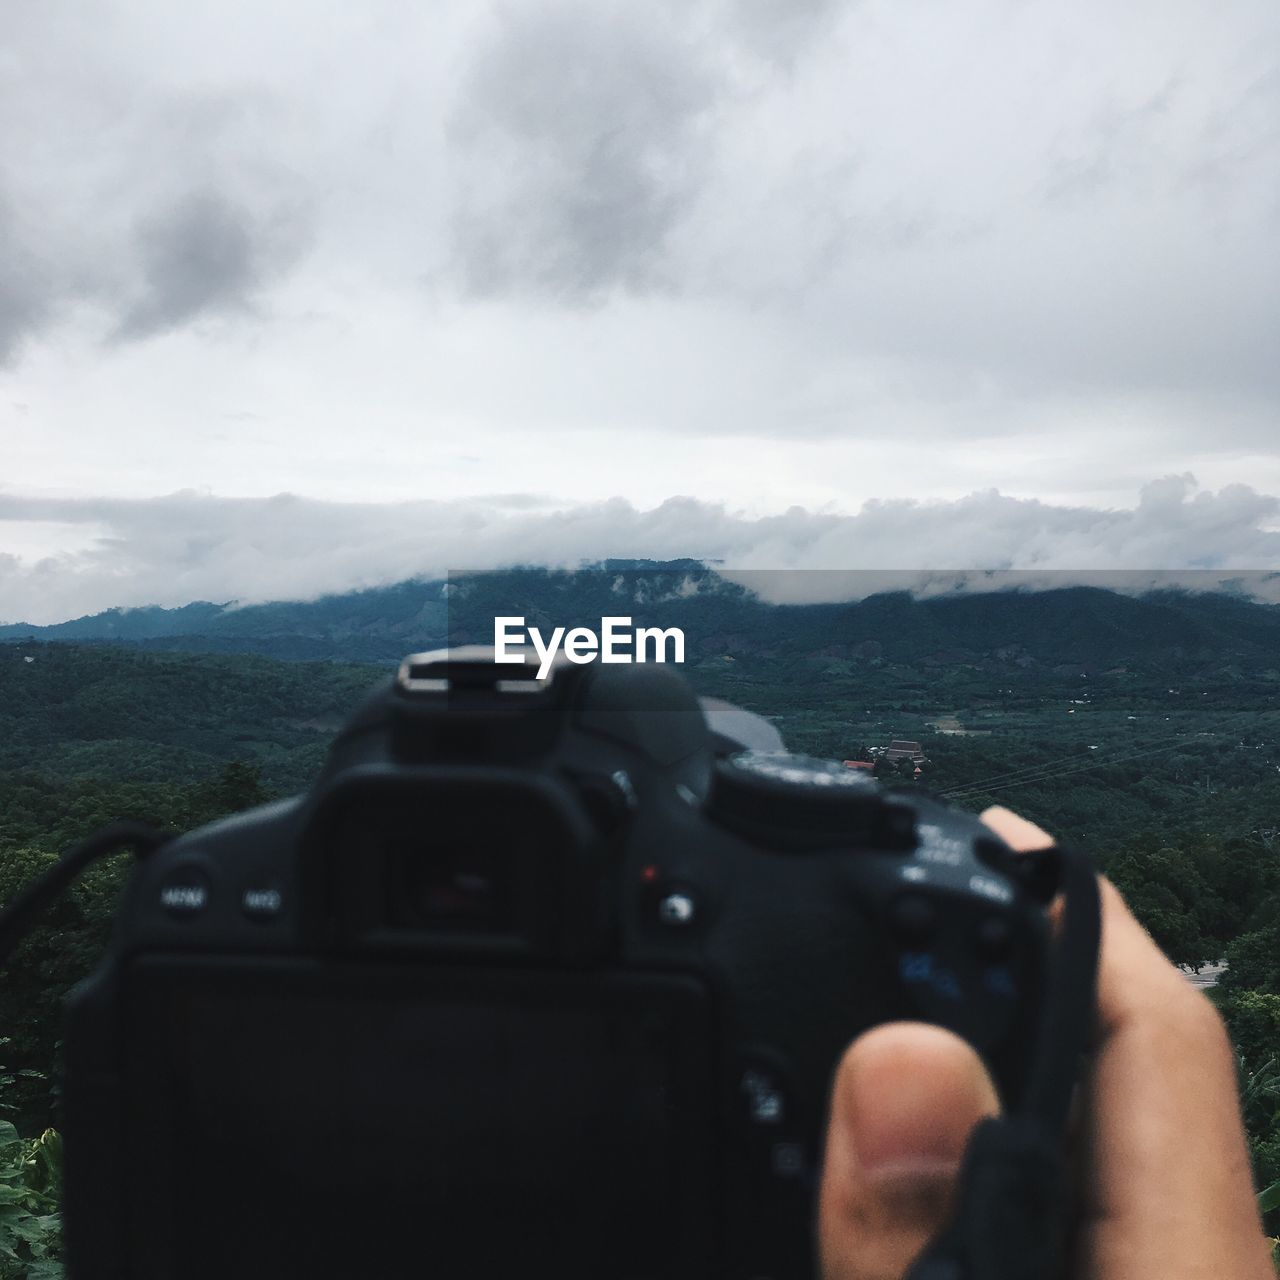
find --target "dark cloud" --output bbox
[444,0,854,300]
[0,193,55,364]
[2,477,1277,624]
[0,0,1275,487]
[1041,78,1182,207]
[110,190,300,341]
[726,0,850,70]
[448,2,717,301]
[0,3,314,360]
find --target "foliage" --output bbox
[1222,993,1280,1070]
[0,760,278,1126]
[0,1108,63,1279]
[1220,987,1280,1239]
[0,1043,45,1125]
[1107,845,1219,969]
[1264,1178,1280,1215]
[2,627,1279,1261]
[0,643,376,794]
[1221,925,1280,997]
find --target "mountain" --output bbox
[2,567,1279,676]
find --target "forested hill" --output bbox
[5,584,1279,1236]
[3,568,1280,677]
[0,646,377,798]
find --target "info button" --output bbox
[159,867,211,918]
[241,886,284,921]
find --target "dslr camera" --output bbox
[57,649,1085,1279]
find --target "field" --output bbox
[0,634,1277,1263]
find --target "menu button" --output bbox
[159,868,211,917]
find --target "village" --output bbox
[844,738,927,780]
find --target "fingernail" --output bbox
[842,1031,1000,1178]
[846,1068,965,1179]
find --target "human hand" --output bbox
[817,805,1276,1280]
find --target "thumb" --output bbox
[818,1023,1001,1280]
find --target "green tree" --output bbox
[1107,845,1219,969]
[1220,925,1280,997]
[0,1057,63,1279]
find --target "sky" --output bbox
[2,0,1278,623]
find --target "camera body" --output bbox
[63,650,1052,1280]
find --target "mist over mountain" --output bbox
[4,481,1279,629]
[3,565,1278,678]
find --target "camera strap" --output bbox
[0,822,168,970]
[907,841,1101,1280]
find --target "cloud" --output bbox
[442,0,857,302]
[0,194,54,364]
[0,6,314,364]
[725,0,850,71]
[447,0,719,301]
[109,190,300,341]
[1,476,1277,625]
[0,0,1276,509]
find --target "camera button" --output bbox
[566,767,637,833]
[241,885,284,921]
[770,1142,806,1179]
[657,890,697,927]
[741,1068,787,1125]
[889,892,937,945]
[158,867,211,917]
[975,915,1013,962]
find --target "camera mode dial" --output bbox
[708,751,917,852]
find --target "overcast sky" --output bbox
[2,0,1278,623]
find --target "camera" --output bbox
[60,648,1062,1279]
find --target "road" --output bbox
[1180,962,1227,990]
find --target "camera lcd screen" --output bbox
[123,960,718,1280]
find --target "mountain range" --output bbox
[3,564,1279,676]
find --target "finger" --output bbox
[979,806,1066,933]
[978,805,1055,853]
[818,1023,1001,1280]
[1076,878,1273,1277]
[981,806,1274,1277]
